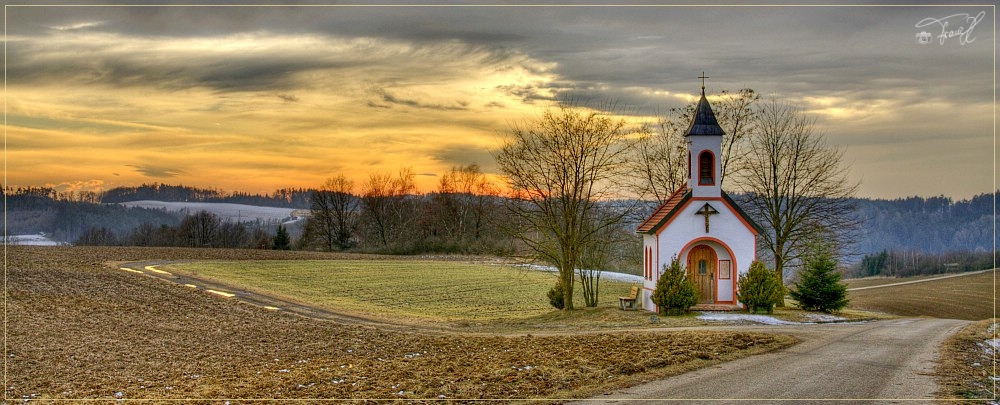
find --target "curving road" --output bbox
[572,318,969,404]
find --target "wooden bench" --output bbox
[619,286,640,310]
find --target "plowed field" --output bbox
[7,246,794,401]
[846,270,996,321]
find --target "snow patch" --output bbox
[697,312,798,325]
[510,263,644,284]
[118,200,296,224]
[698,312,848,325]
[5,234,65,246]
[804,313,848,323]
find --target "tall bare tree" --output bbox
[360,168,417,248]
[495,105,638,310]
[306,175,358,251]
[734,97,859,284]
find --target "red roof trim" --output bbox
[636,186,690,234]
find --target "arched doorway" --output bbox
[687,245,716,304]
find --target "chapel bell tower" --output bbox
[685,72,725,199]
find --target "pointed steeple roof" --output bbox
[684,84,726,137]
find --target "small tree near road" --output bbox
[789,244,849,313]
[737,261,784,314]
[651,256,699,315]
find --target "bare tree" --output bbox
[177,210,220,248]
[629,114,687,203]
[629,88,758,203]
[360,168,417,249]
[435,163,497,243]
[306,175,358,251]
[495,105,638,310]
[715,88,760,184]
[734,97,859,284]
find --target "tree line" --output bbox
[5,187,184,243]
[848,249,996,279]
[75,210,276,249]
[99,183,313,208]
[852,193,995,255]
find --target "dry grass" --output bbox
[6,246,795,401]
[937,319,998,402]
[846,270,996,321]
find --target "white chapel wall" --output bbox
[641,198,756,310]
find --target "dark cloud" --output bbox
[9,5,992,106]
[126,164,184,178]
[432,146,499,174]
[378,90,469,111]
[5,4,993,198]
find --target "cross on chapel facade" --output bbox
[636,77,761,311]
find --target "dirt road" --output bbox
[573,318,969,404]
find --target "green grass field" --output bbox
[162,260,635,323]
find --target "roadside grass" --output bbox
[937,318,998,402]
[8,246,796,401]
[845,270,996,321]
[160,260,637,324]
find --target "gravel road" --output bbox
[572,318,969,404]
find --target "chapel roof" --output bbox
[635,185,763,235]
[635,186,691,234]
[685,89,726,137]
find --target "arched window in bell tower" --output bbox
[698,151,715,185]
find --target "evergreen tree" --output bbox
[790,244,849,312]
[272,225,291,250]
[737,261,783,314]
[546,280,565,310]
[651,256,699,315]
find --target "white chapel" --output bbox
[636,80,760,312]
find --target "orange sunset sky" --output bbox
[4,4,995,199]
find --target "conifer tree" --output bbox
[651,256,699,315]
[789,244,849,312]
[272,224,291,250]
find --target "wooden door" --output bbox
[688,245,716,304]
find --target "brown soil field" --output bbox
[937,318,998,402]
[843,273,970,289]
[846,270,996,321]
[6,246,795,402]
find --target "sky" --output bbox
[3,2,996,200]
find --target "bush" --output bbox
[737,261,783,314]
[651,256,699,315]
[547,281,565,310]
[790,244,849,313]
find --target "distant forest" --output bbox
[100,183,313,208]
[4,184,995,277]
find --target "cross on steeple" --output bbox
[696,203,719,233]
[698,71,709,94]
